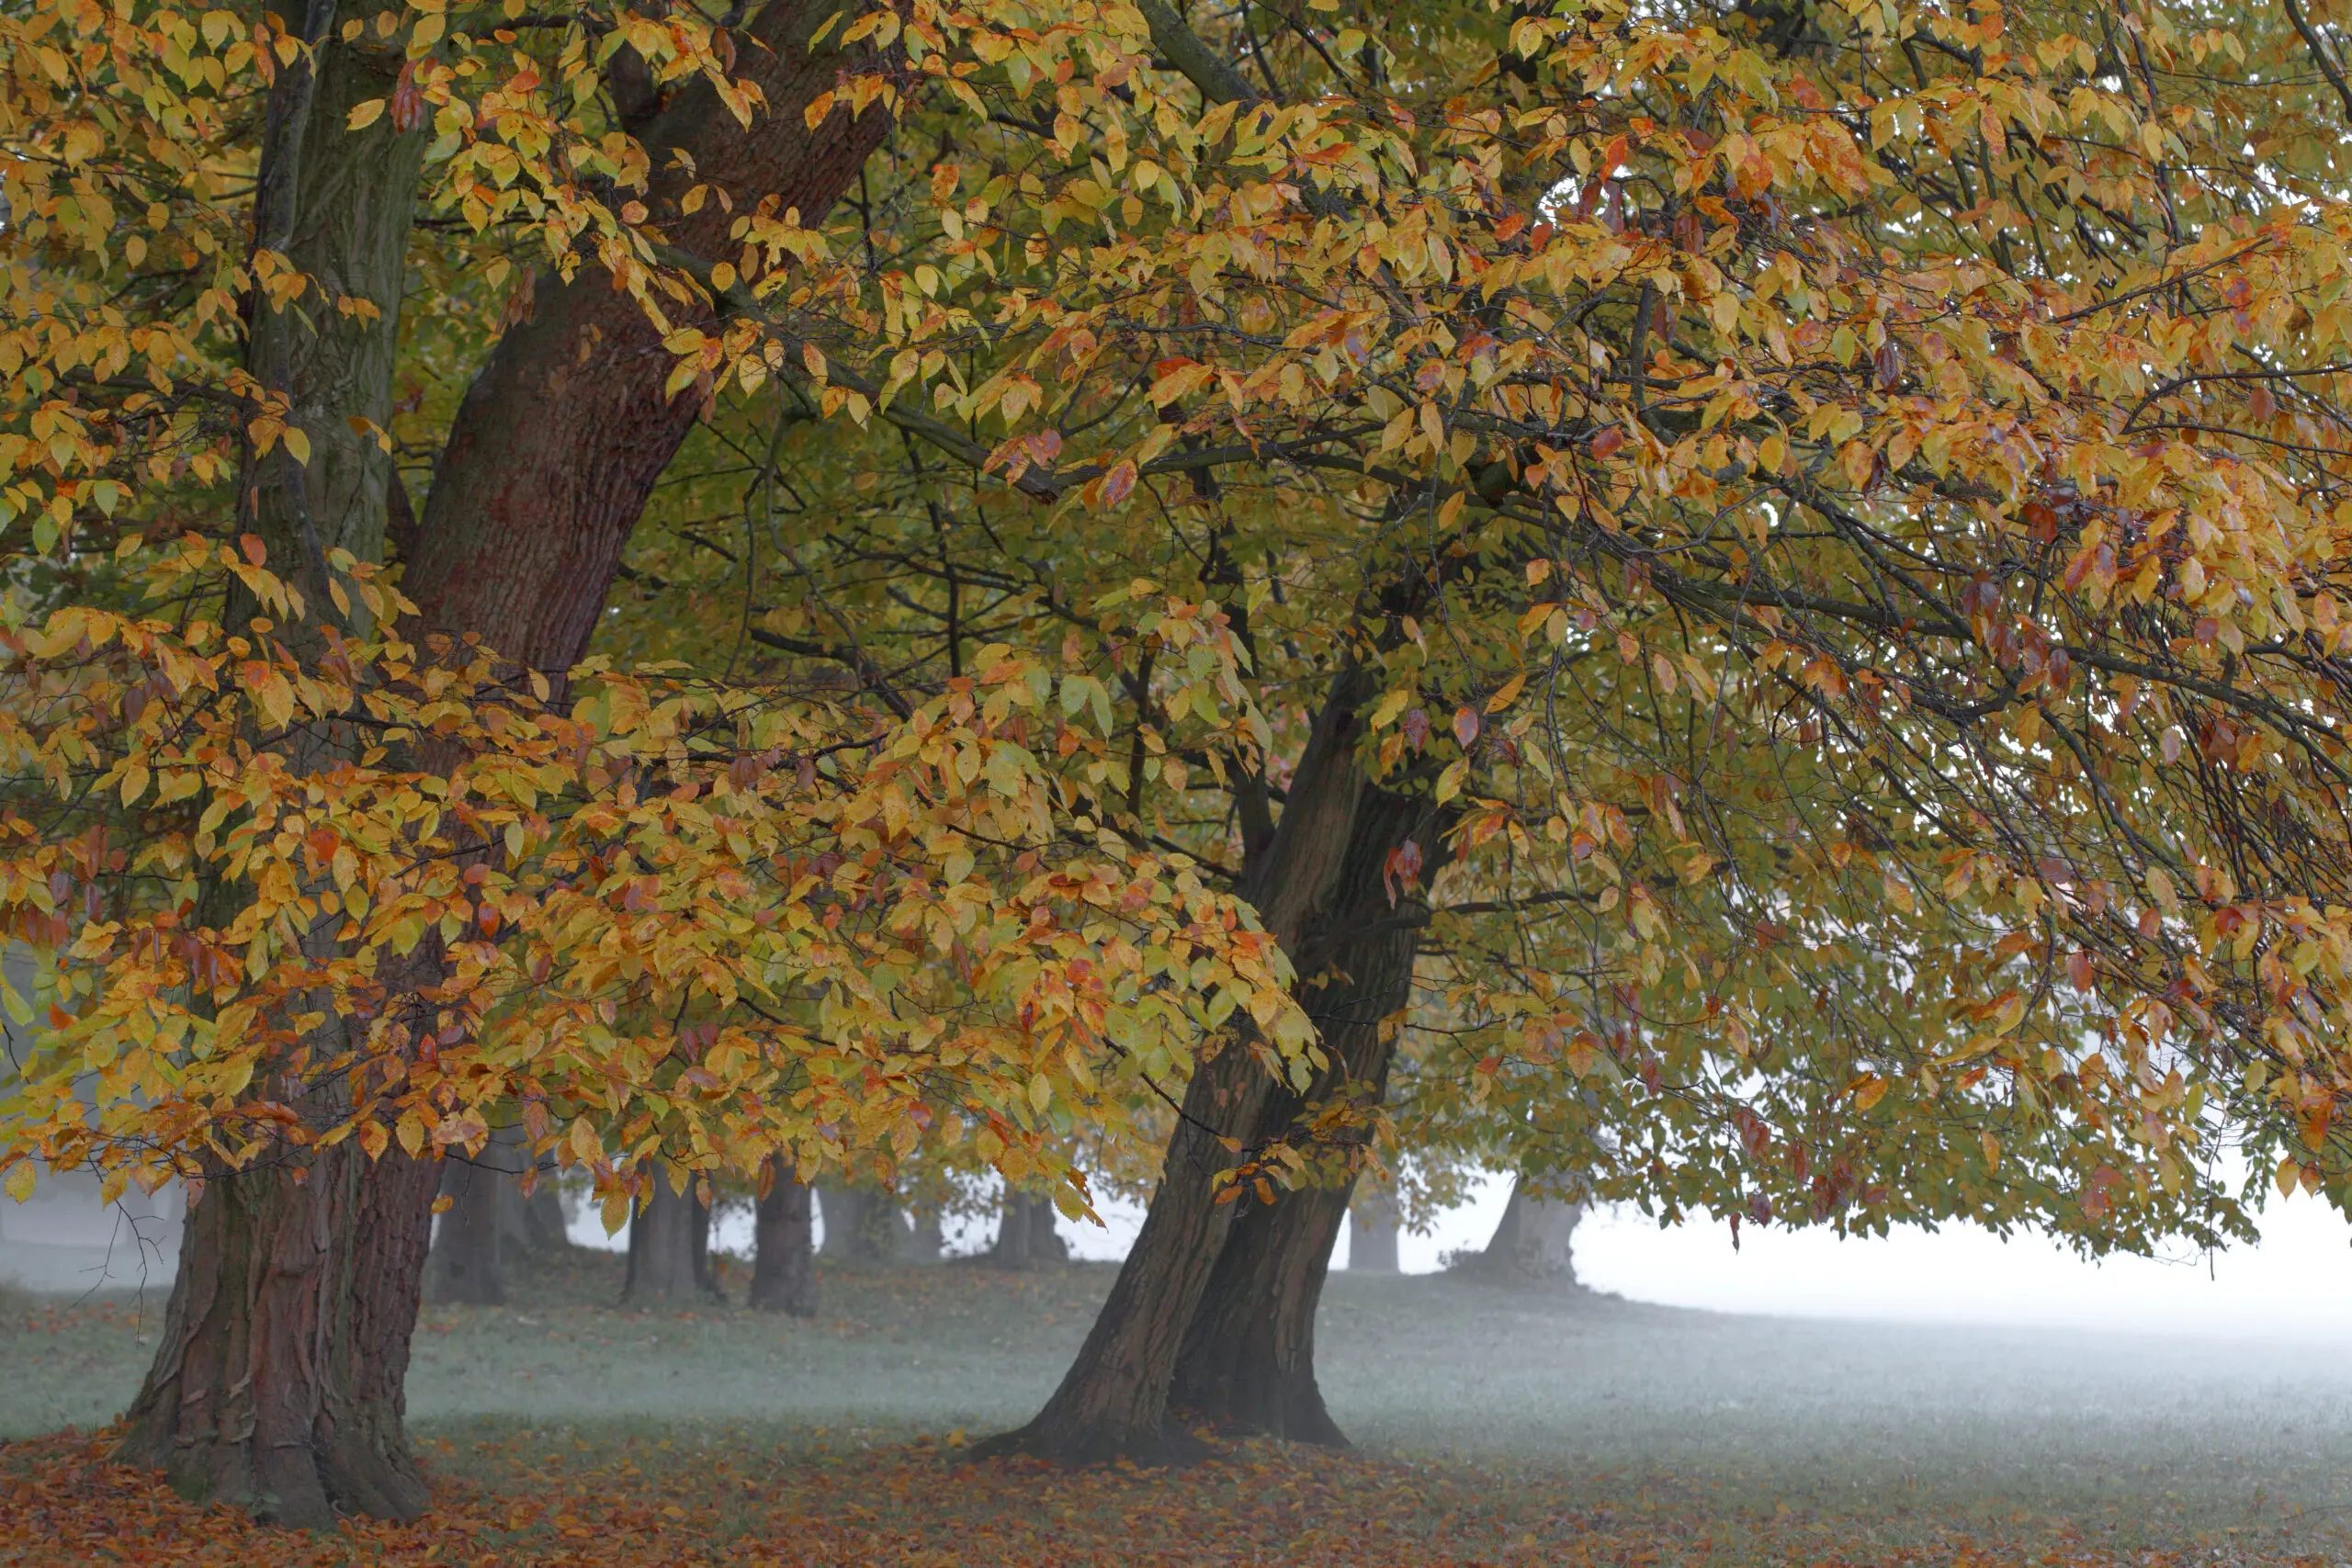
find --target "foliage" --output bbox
[14,0,2352,1279]
[592,0,2352,1255]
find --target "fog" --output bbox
[10,1177,2352,1551]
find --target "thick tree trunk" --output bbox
[978,666,1381,1462]
[985,1191,1069,1269]
[400,0,894,676]
[120,30,438,1525]
[1349,1185,1401,1272]
[749,1160,817,1315]
[1462,1178,1585,1282]
[119,1145,440,1526]
[1167,785,1445,1444]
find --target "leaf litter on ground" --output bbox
[1,1426,2343,1568]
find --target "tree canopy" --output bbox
[6,0,2352,1396]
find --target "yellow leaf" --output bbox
[347,98,386,130]
[282,425,311,466]
[5,1163,32,1202]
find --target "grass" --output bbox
[5,1247,2349,1563]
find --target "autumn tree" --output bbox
[583,0,2352,1464]
[0,0,1306,1521]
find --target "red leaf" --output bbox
[1453,705,1480,748]
[1101,460,1137,505]
[390,60,427,132]
[1589,425,1624,459]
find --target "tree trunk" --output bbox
[908,1203,944,1263]
[119,1145,440,1526]
[749,1160,817,1315]
[818,1184,911,1261]
[1349,1185,1401,1272]
[1462,1178,1585,1283]
[399,0,895,677]
[1167,784,1446,1444]
[624,1176,714,1305]
[119,30,437,1526]
[977,665,1382,1462]
[690,1188,719,1299]
[986,1190,1069,1269]
[427,1152,505,1305]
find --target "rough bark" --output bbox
[119,1145,440,1526]
[750,1160,818,1314]
[119,30,437,1527]
[1349,1185,1401,1272]
[977,664,1381,1462]
[985,1191,1069,1269]
[1460,1178,1585,1283]
[1167,785,1446,1444]
[400,0,895,675]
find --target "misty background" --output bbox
[8,1172,2351,1341]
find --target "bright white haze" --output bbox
[616,1171,2352,1345]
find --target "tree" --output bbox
[749,1156,817,1315]
[1454,1179,1583,1286]
[984,1189,1070,1269]
[0,0,1308,1522]
[571,0,2352,1464]
[1346,1187,1399,1274]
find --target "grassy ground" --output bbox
[4,1252,2349,1564]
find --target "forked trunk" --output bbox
[977,667,1379,1463]
[134,0,897,1527]
[119,1145,440,1526]
[749,1160,817,1315]
[1167,785,1444,1444]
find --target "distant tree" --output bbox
[1347,1188,1400,1275]
[624,1177,718,1306]
[749,1159,817,1316]
[1453,1179,1584,1286]
[984,1190,1070,1270]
